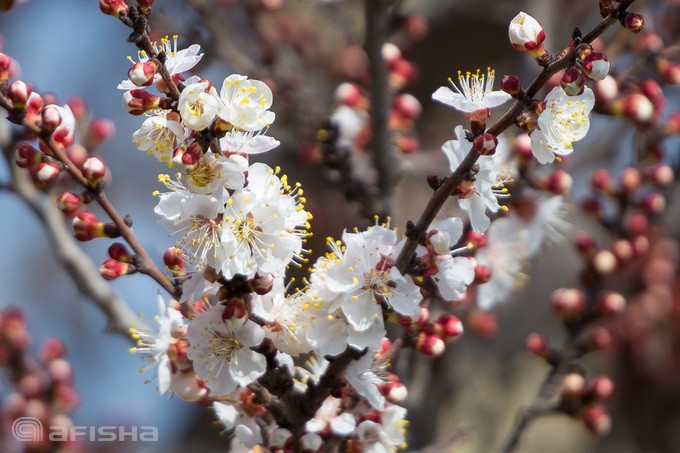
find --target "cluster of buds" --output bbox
[559,370,615,436]
[100,242,136,280]
[396,309,464,358]
[0,308,79,452]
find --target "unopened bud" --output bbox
[582,404,612,437]
[436,314,463,342]
[100,258,132,280]
[646,163,674,186]
[631,235,650,256]
[574,231,597,256]
[87,119,116,148]
[611,239,634,263]
[545,170,573,195]
[99,0,128,17]
[57,192,83,216]
[509,12,547,58]
[625,213,648,236]
[474,265,492,284]
[250,274,275,295]
[42,338,67,361]
[590,168,615,193]
[334,82,364,108]
[7,80,32,110]
[172,142,204,172]
[580,327,612,352]
[622,12,644,33]
[587,375,615,402]
[560,372,586,400]
[582,52,610,81]
[128,61,158,87]
[619,167,641,193]
[395,136,419,154]
[550,288,586,320]
[597,291,626,316]
[41,105,62,133]
[641,192,665,214]
[467,311,498,338]
[0,52,10,83]
[82,157,107,188]
[163,247,186,275]
[392,93,421,120]
[108,242,132,262]
[15,143,41,168]
[656,58,680,85]
[29,162,61,189]
[525,333,549,357]
[415,332,445,357]
[612,93,654,124]
[592,250,617,275]
[500,74,522,97]
[666,112,680,136]
[222,300,248,321]
[473,133,498,155]
[638,80,665,114]
[513,133,533,159]
[122,89,160,115]
[66,144,88,169]
[72,212,121,241]
[561,67,586,96]
[594,75,618,104]
[66,96,88,120]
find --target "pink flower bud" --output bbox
[656,58,680,85]
[545,170,573,195]
[619,167,641,193]
[381,42,402,65]
[473,133,498,155]
[561,67,586,96]
[14,143,41,168]
[611,239,633,263]
[392,93,421,120]
[468,311,498,338]
[7,80,32,110]
[122,89,160,115]
[631,235,649,256]
[0,52,10,83]
[40,105,62,133]
[66,96,88,120]
[587,376,615,402]
[574,231,597,256]
[128,61,158,87]
[500,74,522,96]
[82,156,107,188]
[638,80,665,114]
[525,333,549,357]
[99,0,128,17]
[509,12,546,58]
[436,314,464,342]
[334,82,364,108]
[87,119,116,148]
[108,242,132,262]
[57,192,84,216]
[513,133,533,159]
[29,162,61,189]
[582,404,611,437]
[590,168,615,193]
[623,12,644,33]
[474,265,492,284]
[625,213,648,236]
[222,300,248,321]
[395,136,419,154]
[404,14,429,40]
[560,372,586,400]
[41,338,67,361]
[666,112,680,136]
[594,75,618,104]
[72,212,120,241]
[66,143,89,169]
[592,250,617,275]
[415,332,445,357]
[597,291,626,316]
[641,192,665,214]
[647,163,674,186]
[172,142,204,172]
[550,288,586,319]
[582,52,610,81]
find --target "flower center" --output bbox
[363,269,394,298]
[208,334,240,362]
[190,160,220,188]
[450,67,496,103]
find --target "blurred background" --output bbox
[0,0,679,452]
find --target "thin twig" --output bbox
[1,143,147,341]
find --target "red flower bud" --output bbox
[0,52,11,83]
[108,243,132,262]
[597,291,626,316]
[574,231,597,256]
[473,133,498,155]
[392,93,421,120]
[587,375,615,402]
[72,212,120,241]
[582,404,612,437]
[163,247,186,275]
[436,314,463,342]
[525,333,549,357]
[550,288,586,320]
[500,74,522,96]
[623,12,644,33]
[100,258,132,280]
[87,119,116,148]
[15,143,41,168]
[656,58,680,85]
[561,67,586,96]
[592,250,617,275]
[474,265,492,284]
[122,89,160,115]
[415,332,445,357]
[29,162,61,189]
[128,61,158,87]
[624,213,648,236]
[590,168,615,193]
[594,75,618,104]
[57,192,84,217]
[99,0,128,18]
[641,192,665,214]
[250,274,275,295]
[560,372,586,400]
[545,170,573,195]
[582,52,610,81]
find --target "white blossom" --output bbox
[531,86,595,164]
[432,68,511,113]
[132,112,186,164]
[178,81,220,131]
[217,74,275,132]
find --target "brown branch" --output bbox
[0,93,179,298]
[1,142,147,341]
[394,0,638,275]
[365,0,398,218]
